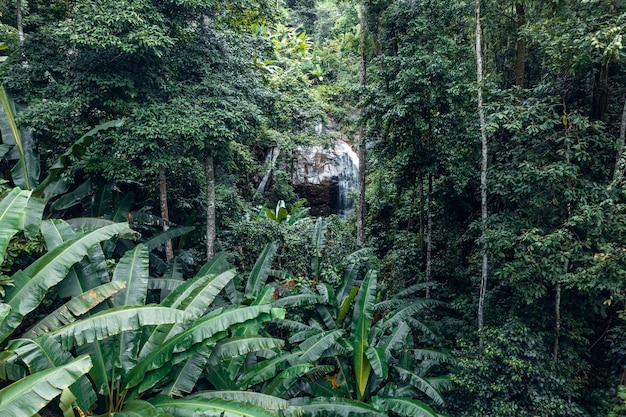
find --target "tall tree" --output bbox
[475,0,488,351]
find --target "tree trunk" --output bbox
[426,172,433,298]
[205,153,216,260]
[475,0,489,353]
[613,97,626,184]
[16,0,24,45]
[419,173,425,250]
[159,166,174,261]
[514,2,525,87]
[357,1,367,247]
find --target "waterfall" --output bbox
[257,146,281,194]
[334,140,359,219]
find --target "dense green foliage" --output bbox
[0,0,626,416]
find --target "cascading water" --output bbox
[287,138,359,219]
[334,140,359,219]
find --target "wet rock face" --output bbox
[289,139,358,218]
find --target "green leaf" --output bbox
[9,337,96,413]
[236,352,299,388]
[264,363,313,398]
[0,188,32,265]
[125,305,284,391]
[24,281,126,339]
[394,366,445,406]
[150,395,277,417]
[245,242,277,300]
[143,226,195,252]
[371,396,437,417]
[190,391,289,412]
[0,222,131,344]
[352,270,377,400]
[296,329,344,364]
[115,400,175,417]
[112,244,149,307]
[365,346,388,379]
[0,355,92,417]
[0,86,39,190]
[289,397,387,417]
[114,399,175,417]
[34,120,124,197]
[48,305,190,350]
[208,336,285,365]
[160,351,210,397]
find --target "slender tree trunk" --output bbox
[553,259,567,361]
[16,0,24,45]
[426,172,433,298]
[475,0,489,353]
[515,2,525,87]
[357,2,367,247]
[613,97,626,183]
[205,153,216,260]
[159,166,174,261]
[419,173,425,250]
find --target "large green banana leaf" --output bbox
[111,399,174,417]
[41,220,110,298]
[0,86,39,191]
[190,391,289,413]
[24,281,125,338]
[33,120,123,197]
[244,242,277,300]
[139,257,235,359]
[111,244,150,375]
[112,244,149,307]
[289,397,387,417]
[296,329,344,364]
[310,218,326,281]
[0,222,131,343]
[124,305,285,392]
[160,351,211,396]
[207,336,284,365]
[393,366,445,406]
[370,396,437,417]
[9,336,96,413]
[236,352,299,388]
[263,363,313,398]
[0,188,31,265]
[150,395,277,417]
[48,305,190,350]
[352,270,377,400]
[0,355,92,417]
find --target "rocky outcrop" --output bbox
[288,139,359,218]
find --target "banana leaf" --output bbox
[370,396,437,417]
[352,270,377,400]
[244,242,277,300]
[114,399,174,417]
[124,305,285,391]
[144,226,195,252]
[207,336,284,365]
[48,305,190,350]
[263,363,313,398]
[190,390,289,412]
[150,395,277,417]
[296,329,344,364]
[160,351,211,397]
[112,244,149,307]
[34,120,124,197]
[0,188,31,265]
[393,366,445,406]
[24,281,125,338]
[0,222,131,344]
[236,352,299,388]
[0,355,92,417]
[0,86,39,190]
[9,336,96,413]
[288,397,387,417]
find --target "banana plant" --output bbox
[0,86,123,206]
[270,248,452,417]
